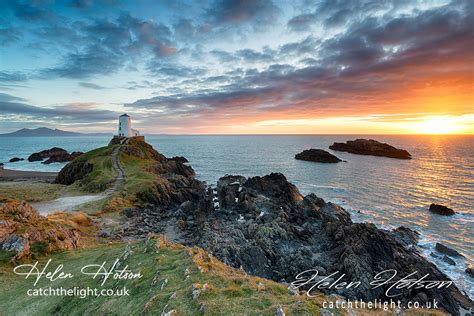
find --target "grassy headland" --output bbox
[0,236,327,315]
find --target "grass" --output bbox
[0,182,65,202]
[0,236,326,315]
[72,146,117,193]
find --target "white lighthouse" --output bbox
[118,114,132,137]
[118,114,140,137]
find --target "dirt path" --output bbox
[32,143,125,215]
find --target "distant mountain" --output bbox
[0,127,112,137]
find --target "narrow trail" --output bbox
[33,141,126,215]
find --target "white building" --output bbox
[118,114,140,137]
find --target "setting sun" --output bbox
[408,116,473,135]
[414,119,459,134]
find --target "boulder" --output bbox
[28,147,68,162]
[435,243,463,257]
[329,139,411,159]
[295,149,342,163]
[9,157,24,163]
[442,255,456,266]
[54,161,93,185]
[0,200,79,260]
[42,151,83,164]
[465,266,474,278]
[169,156,189,163]
[70,152,83,160]
[429,203,455,216]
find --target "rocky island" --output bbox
[295,149,342,163]
[329,139,412,159]
[28,147,83,164]
[1,138,471,315]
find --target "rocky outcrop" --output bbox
[329,139,412,159]
[54,160,93,185]
[169,156,189,163]
[28,147,68,162]
[42,151,83,164]
[9,157,24,163]
[121,169,471,315]
[295,149,342,163]
[429,203,455,216]
[27,147,83,164]
[466,266,474,278]
[435,243,463,257]
[0,200,79,260]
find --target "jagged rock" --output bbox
[329,139,411,159]
[429,203,455,216]
[1,235,26,253]
[465,266,474,278]
[54,160,93,185]
[169,156,188,163]
[28,147,68,162]
[295,149,342,163]
[42,151,83,164]
[442,255,456,266]
[436,243,463,257]
[9,157,24,163]
[0,200,79,259]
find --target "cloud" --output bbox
[287,13,317,32]
[0,93,119,123]
[126,0,473,124]
[11,1,55,21]
[39,14,176,79]
[0,71,28,83]
[70,0,92,9]
[79,82,107,90]
[206,0,281,28]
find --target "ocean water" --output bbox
[1,135,473,296]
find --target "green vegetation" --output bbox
[73,146,116,193]
[0,237,326,315]
[0,182,65,202]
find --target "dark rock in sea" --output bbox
[430,252,440,259]
[436,243,463,257]
[42,151,83,164]
[169,156,189,163]
[466,266,474,278]
[442,255,456,266]
[329,139,412,159]
[70,152,83,160]
[28,147,83,165]
[391,226,420,248]
[0,163,3,167]
[9,157,24,163]
[28,147,68,162]
[121,164,471,314]
[295,149,342,163]
[429,203,455,216]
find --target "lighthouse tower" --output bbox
[118,114,132,137]
[111,114,143,145]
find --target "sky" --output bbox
[0,0,473,134]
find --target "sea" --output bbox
[1,134,473,297]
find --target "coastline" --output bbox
[0,166,58,182]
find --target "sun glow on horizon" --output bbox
[407,115,473,135]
